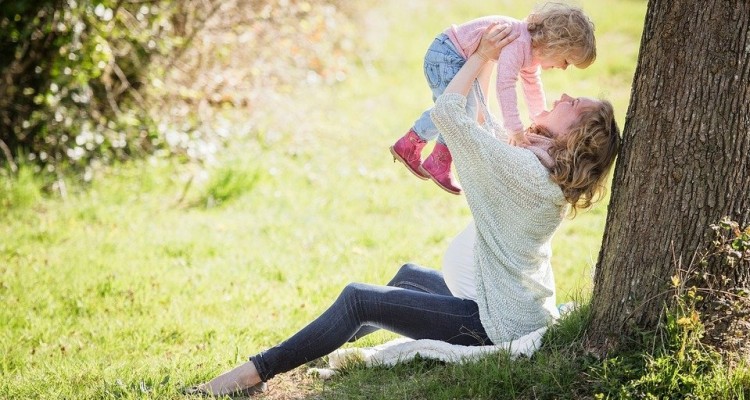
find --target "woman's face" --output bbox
[534,94,599,138]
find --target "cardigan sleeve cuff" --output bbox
[436,92,467,108]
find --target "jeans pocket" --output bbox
[424,62,441,89]
[424,62,460,90]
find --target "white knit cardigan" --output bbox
[431,92,568,343]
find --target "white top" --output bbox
[442,221,477,300]
[431,92,565,343]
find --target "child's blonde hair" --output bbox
[527,2,596,68]
[531,100,620,212]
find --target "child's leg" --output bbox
[392,34,465,181]
[412,34,467,141]
[420,78,477,194]
[420,75,481,195]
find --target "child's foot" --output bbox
[420,143,462,195]
[390,129,429,180]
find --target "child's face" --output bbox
[539,53,572,70]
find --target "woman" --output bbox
[190,23,620,396]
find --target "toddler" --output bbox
[390,2,596,195]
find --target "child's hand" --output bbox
[476,23,519,62]
[508,131,530,146]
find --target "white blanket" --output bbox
[308,303,577,379]
[308,326,548,380]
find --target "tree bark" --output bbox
[587,0,750,352]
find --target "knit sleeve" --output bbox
[431,93,555,203]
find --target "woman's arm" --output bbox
[476,62,493,125]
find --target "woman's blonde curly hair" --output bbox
[530,100,620,213]
[527,2,596,68]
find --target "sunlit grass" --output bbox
[0,1,649,398]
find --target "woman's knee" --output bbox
[338,282,369,305]
[336,282,383,322]
[390,263,422,284]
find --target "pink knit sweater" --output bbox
[444,16,546,134]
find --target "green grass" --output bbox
[317,302,750,399]
[5,0,746,399]
[319,304,598,400]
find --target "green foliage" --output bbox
[0,0,175,173]
[709,217,750,268]
[0,164,43,210]
[594,306,722,398]
[0,0,362,179]
[196,166,262,208]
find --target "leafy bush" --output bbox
[0,0,363,181]
[0,0,176,174]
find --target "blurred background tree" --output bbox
[0,0,361,183]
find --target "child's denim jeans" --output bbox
[413,33,480,144]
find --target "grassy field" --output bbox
[0,1,653,399]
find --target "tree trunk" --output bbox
[587,0,750,354]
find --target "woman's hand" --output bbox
[444,23,518,97]
[476,23,518,62]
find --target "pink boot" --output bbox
[390,129,429,180]
[420,143,462,195]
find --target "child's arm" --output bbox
[495,47,530,146]
[520,67,546,121]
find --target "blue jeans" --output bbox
[413,34,479,144]
[250,263,491,381]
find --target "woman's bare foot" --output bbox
[198,361,263,396]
